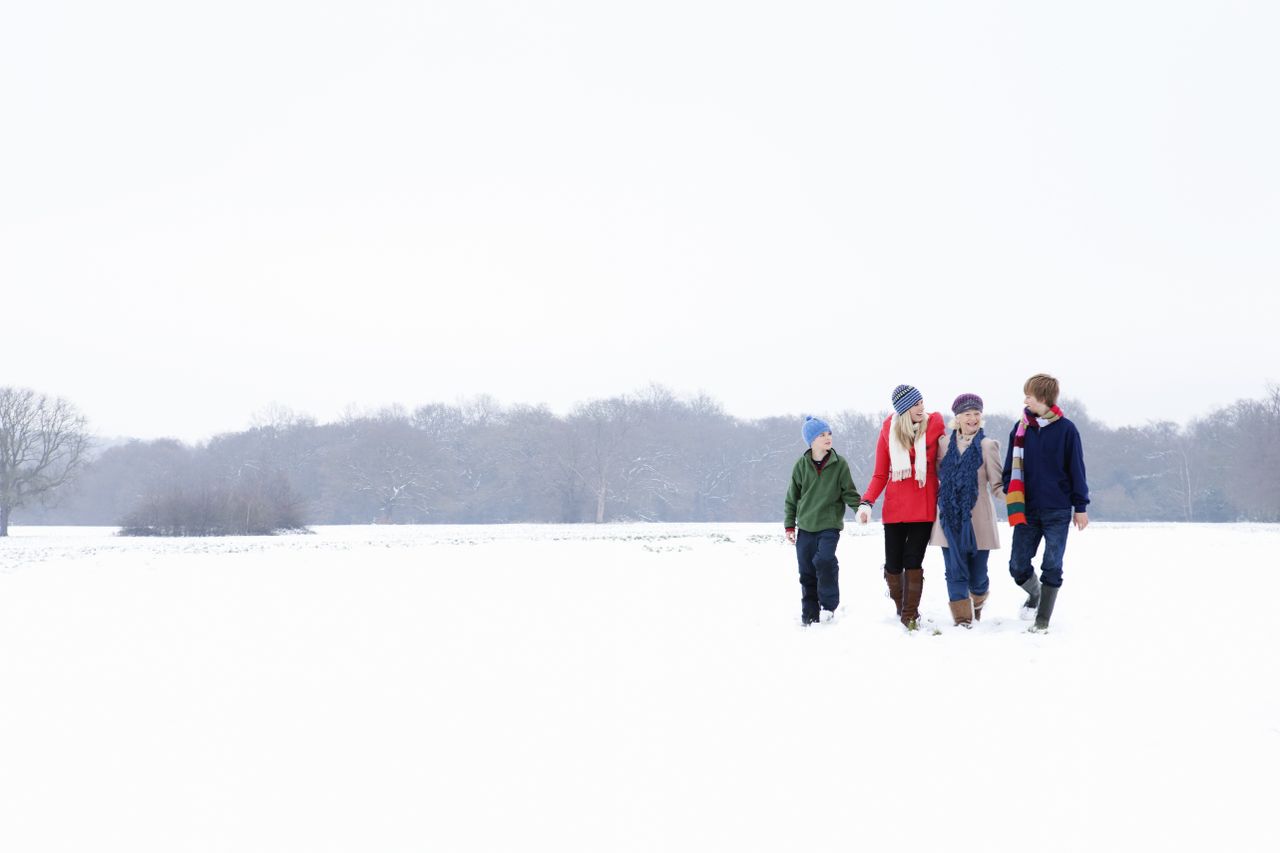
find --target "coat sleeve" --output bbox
[1066,424,1090,512]
[860,428,891,507]
[1001,427,1016,492]
[928,413,946,475]
[784,463,801,528]
[840,460,862,510]
[984,438,1005,502]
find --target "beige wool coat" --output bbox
[929,432,1006,551]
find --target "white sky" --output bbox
[3,1,1278,442]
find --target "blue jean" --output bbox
[941,548,990,601]
[1008,508,1074,589]
[796,528,840,620]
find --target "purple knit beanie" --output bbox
[951,393,983,415]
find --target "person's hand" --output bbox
[785,528,797,545]
[1074,511,1089,531]
[856,505,871,525]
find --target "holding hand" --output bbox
[1074,511,1089,531]
[785,528,797,545]
[856,504,871,525]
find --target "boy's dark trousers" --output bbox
[1008,507,1073,588]
[796,528,840,622]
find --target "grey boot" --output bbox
[1032,585,1059,632]
[1018,575,1042,620]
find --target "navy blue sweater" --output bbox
[1002,417,1090,513]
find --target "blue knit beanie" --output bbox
[801,415,831,446]
[891,384,923,415]
[951,393,983,415]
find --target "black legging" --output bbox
[883,521,934,573]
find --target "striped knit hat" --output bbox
[891,384,923,415]
[951,393,983,414]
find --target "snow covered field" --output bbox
[1,522,1277,852]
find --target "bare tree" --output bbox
[0,387,91,536]
[829,409,883,489]
[1144,421,1197,522]
[566,396,636,523]
[250,402,314,432]
[344,410,440,523]
[1218,386,1280,521]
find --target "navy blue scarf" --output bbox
[938,428,984,553]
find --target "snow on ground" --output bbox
[1,523,1277,852]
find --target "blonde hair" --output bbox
[892,411,926,450]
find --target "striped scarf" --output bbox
[1006,405,1063,526]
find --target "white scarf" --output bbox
[889,411,929,487]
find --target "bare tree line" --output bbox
[4,384,1280,535]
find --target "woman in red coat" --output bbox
[856,384,945,629]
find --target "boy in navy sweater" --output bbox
[1002,374,1089,631]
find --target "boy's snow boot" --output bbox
[1018,575,1042,621]
[971,591,989,622]
[1031,585,1059,632]
[948,598,974,628]
[884,570,905,618]
[820,608,837,624]
[901,568,924,630]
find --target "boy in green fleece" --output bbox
[785,416,864,625]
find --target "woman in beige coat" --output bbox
[930,393,1005,627]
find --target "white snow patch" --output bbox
[1,523,1276,852]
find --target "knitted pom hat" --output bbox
[801,415,831,446]
[951,393,984,415]
[890,384,923,415]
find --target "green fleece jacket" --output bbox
[784,449,863,533]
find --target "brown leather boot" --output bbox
[948,598,974,628]
[971,591,989,622]
[884,570,904,618]
[901,568,924,629]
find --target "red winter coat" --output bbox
[860,411,945,523]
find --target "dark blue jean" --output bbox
[796,528,840,621]
[941,547,990,601]
[1008,508,1073,588]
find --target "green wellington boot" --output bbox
[1030,585,1059,632]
